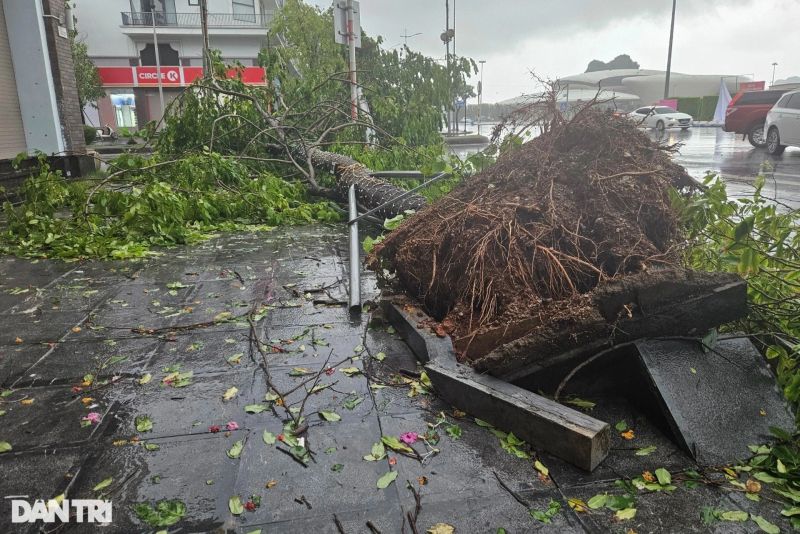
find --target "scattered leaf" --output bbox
[534,460,549,478]
[144,443,160,451]
[135,415,153,432]
[615,420,628,432]
[530,499,561,524]
[289,367,311,377]
[263,431,276,445]
[382,435,413,454]
[751,515,780,534]
[319,410,341,422]
[427,524,455,534]
[134,500,186,527]
[373,352,386,362]
[138,373,152,385]
[343,395,363,410]
[655,468,671,486]
[635,445,657,456]
[265,480,277,489]
[616,508,637,520]
[720,510,749,522]
[93,477,113,492]
[331,463,344,473]
[229,495,244,515]
[340,367,362,377]
[222,387,239,401]
[0,441,13,453]
[227,440,244,459]
[245,404,268,414]
[621,429,635,440]
[377,471,398,489]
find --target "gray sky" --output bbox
[311,0,800,102]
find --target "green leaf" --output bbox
[93,477,113,492]
[750,514,781,534]
[373,352,386,361]
[720,510,749,522]
[319,410,341,422]
[343,395,363,410]
[364,441,386,461]
[138,373,152,385]
[229,495,244,515]
[655,468,672,485]
[245,404,268,414]
[222,386,238,400]
[289,367,310,377]
[587,494,608,509]
[340,366,362,377]
[0,441,11,453]
[144,442,160,451]
[782,507,800,517]
[135,415,153,432]
[529,499,561,524]
[263,431,276,445]
[227,440,244,459]
[615,420,628,432]
[382,435,413,454]
[377,471,398,489]
[134,500,186,527]
[635,445,657,456]
[331,463,344,472]
[616,508,637,520]
[445,424,462,440]
[564,397,596,410]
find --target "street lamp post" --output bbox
[150,1,165,122]
[772,62,778,87]
[478,60,485,134]
[663,0,677,99]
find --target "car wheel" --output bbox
[656,120,665,131]
[767,127,786,155]
[747,125,766,148]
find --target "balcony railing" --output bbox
[120,11,272,28]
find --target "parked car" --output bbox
[765,90,800,155]
[627,106,693,131]
[724,90,787,148]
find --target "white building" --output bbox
[74,0,282,128]
[558,69,751,108]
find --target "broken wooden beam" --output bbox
[474,270,748,382]
[426,359,611,471]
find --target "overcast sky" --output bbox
[310,0,800,102]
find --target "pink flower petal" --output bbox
[83,412,102,424]
[226,421,239,431]
[400,431,419,444]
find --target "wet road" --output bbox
[659,128,800,208]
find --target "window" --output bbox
[654,107,676,114]
[776,94,792,108]
[232,0,256,22]
[737,90,785,106]
[634,108,649,115]
[786,94,800,110]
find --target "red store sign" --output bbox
[96,66,267,88]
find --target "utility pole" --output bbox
[200,0,210,76]
[663,0,676,99]
[150,0,165,121]
[478,60,485,134]
[445,0,451,133]
[347,0,358,120]
[771,62,778,87]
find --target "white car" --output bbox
[627,106,693,131]
[765,90,800,156]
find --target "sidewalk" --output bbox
[0,225,787,533]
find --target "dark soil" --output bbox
[370,106,696,362]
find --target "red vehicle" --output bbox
[724,90,787,147]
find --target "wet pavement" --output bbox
[0,225,792,533]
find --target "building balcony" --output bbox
[120,11,272,36]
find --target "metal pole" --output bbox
[151,1,165,122]
[663,0,676,99]
[445,0,451,133]
[347,0,358,120]
[200,0,210,76]
[478,60,485,134]
[347,185,361,312]
[771,62,778,87]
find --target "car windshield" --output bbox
[654,107,677,114]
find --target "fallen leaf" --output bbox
[616,508,637,520]
[719,510,748,522]
[20,398,34,406]
[93,477,113,492]
[427,524,455,534]
[534,460,549,478]
[14,337,23,344]
[635,445,657,456]
[0,441,12,453]
[223,387,239,401]
[418,476,428,485]
[340,367,362,377]
[746,479,762,494]
[655,468,672,486]
[263,431,276,445]
[227,440,244,459]
[752,514,780,533]
[568,498,588,513]
[621,430,635,440]
[288,367,310,377]
[615,420,628,432]
[244,404,268,414]
[331,463,344,472]
[265,480,277,489]
[135,415,153,432]
[373,352,386,362]
[138,373,152,385]
[377,471,398,489]
[319,411,341,422]
[229,495,244,515]
[642,471,655,483]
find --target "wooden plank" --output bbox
[426,359,610,471]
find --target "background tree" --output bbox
[585,54,640,73]
[70,34,104,111]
